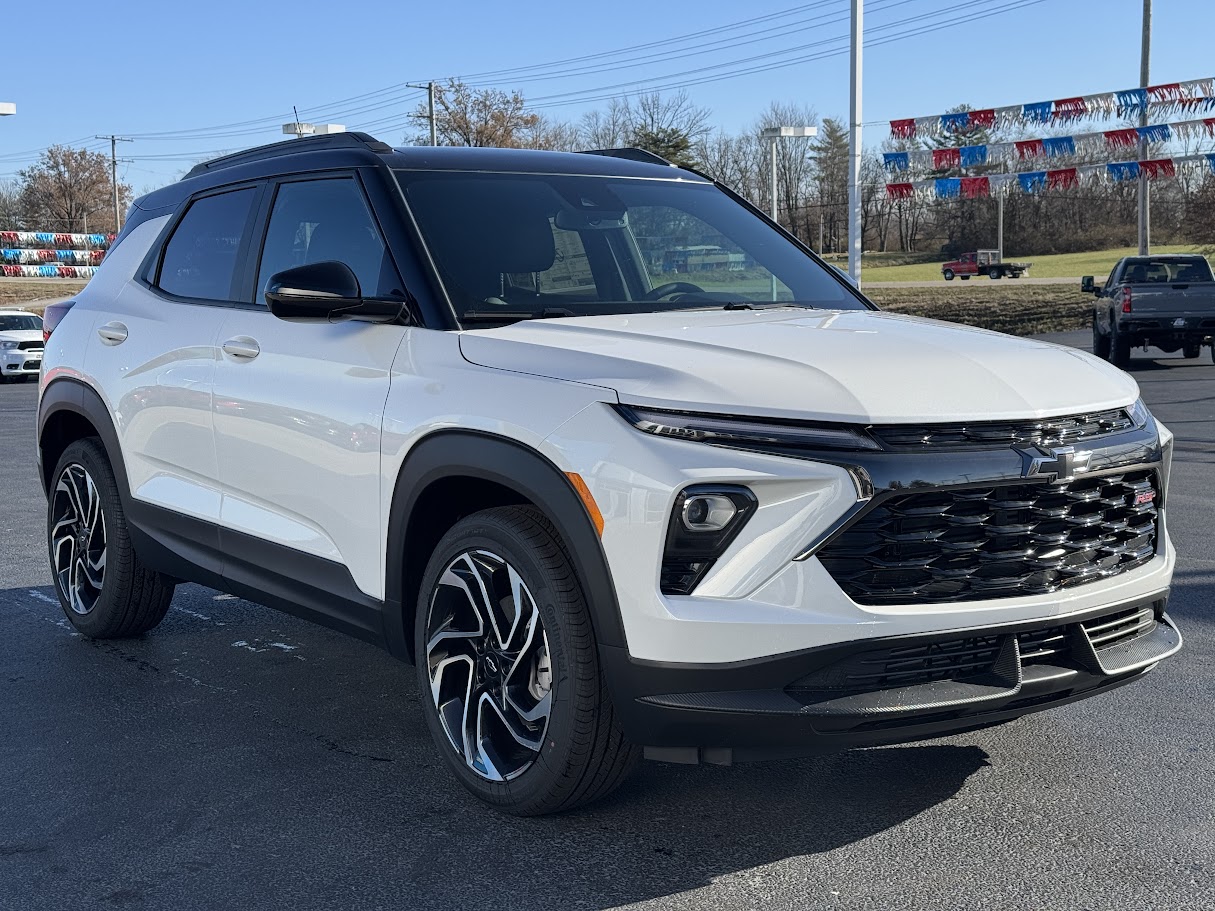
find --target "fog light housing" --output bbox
[682,494,738,531]
[662,485,757,595]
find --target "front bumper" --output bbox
[2,349,42,376]
[603,593,1180,761]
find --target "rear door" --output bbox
[211,172,410,614]
[86,184,261,540]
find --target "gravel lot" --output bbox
[1,333,1212,911]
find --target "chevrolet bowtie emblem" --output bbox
[1015,444,1092,483]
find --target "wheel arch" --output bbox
[38,378,130,502]
[384,430,626,663]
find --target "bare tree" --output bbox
[579,98,633,149]
[16,145,129,233]
[755,101,819,240]
[413,79,541,148]
[0,180,22,230]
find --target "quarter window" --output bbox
[157,188,256,301]
[256,178,398,303]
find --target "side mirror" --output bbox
[265,261,404,324]
[1080,276,1095,294]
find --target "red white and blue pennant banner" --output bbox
[890,78,1215,139]
[883,118,1215,172]
[886,153,1215,200]
[0,231,114,250]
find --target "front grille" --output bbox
[22,360,40,371]
[869,409,1134,450]
[17,340,42,351]
[817,469,1158,604]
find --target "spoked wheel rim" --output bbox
[425,549,553,782]
[51,463,107,615]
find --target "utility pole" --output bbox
[848,0,863,285]
[1137,0,1151,255]
[96,135,132,232]
[408,82,439,145]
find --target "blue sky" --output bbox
[2,0,1210,191]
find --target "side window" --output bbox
[157,188,256,301]
[256,177,398,302]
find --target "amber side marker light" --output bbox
[566,472,605,537]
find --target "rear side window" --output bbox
[157,188,256,301]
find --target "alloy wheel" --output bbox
[424,549,553,782]
[51,463,107,615]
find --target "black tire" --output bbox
[943,269,955,281]
[1183,342,1201,359]
[1092,315,1111,359]
[1109,321,1131,370]
[47,438,174,638]
[415,505,639,816]
[988,267,1001,280]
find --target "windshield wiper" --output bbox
[461,307,577,323]
[721,301,815,310]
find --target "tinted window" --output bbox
[397,171,859,325]
[158,188,256,301]
[256,178,398,302]
[0,314,42,331]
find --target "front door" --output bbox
[211,175,410,617]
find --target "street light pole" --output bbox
[1137,0,1151,255]
[848,0,863,285]
[761,125,817,300]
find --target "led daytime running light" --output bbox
[619,405,882,452]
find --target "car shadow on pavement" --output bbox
[2,582,991,911]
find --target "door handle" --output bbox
[97,321,128,345]
[222,337,260,360]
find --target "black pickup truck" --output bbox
[1084,254,1215,368]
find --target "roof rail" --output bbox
[183,131,393,180]
[578,147,675,167]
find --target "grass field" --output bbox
[860,245,1208,282]
[0,281,88,312]
[868,285,1093,336]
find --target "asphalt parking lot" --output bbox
[2,331,1212,911]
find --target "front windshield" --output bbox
[0,315,42,332]
[395,170,866,324]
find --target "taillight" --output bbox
[42,299,76,342]
[1121,287,1133,314]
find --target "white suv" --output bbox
[37,134,1181,815]
[0,309,44,381]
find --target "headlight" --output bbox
[1128,397,1152,428]
[1,341,17,350]
[615,405,881,453]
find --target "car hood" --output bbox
[0,329,43,345]
[458,308,1139,423]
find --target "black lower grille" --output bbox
[1082,603,1156,649]
[817,469,1159,605]
[786,603,1162,701]
[22,360,40,371]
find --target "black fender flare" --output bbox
[383,430,627,662]
[37,378,131,501]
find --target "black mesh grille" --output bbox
[817,469,1158,605]
[17,340,43,351]
[786,604,1162,700]
[870,409,1134,450]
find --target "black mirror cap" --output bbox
[266,261,362,321]
[1080,275,1095,294]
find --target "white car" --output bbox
[36,134,1181,815]
[0,309,44,382]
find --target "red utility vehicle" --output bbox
[942,250,1031,281]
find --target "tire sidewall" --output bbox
[414,510,592,813]
[943,269,954,281]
